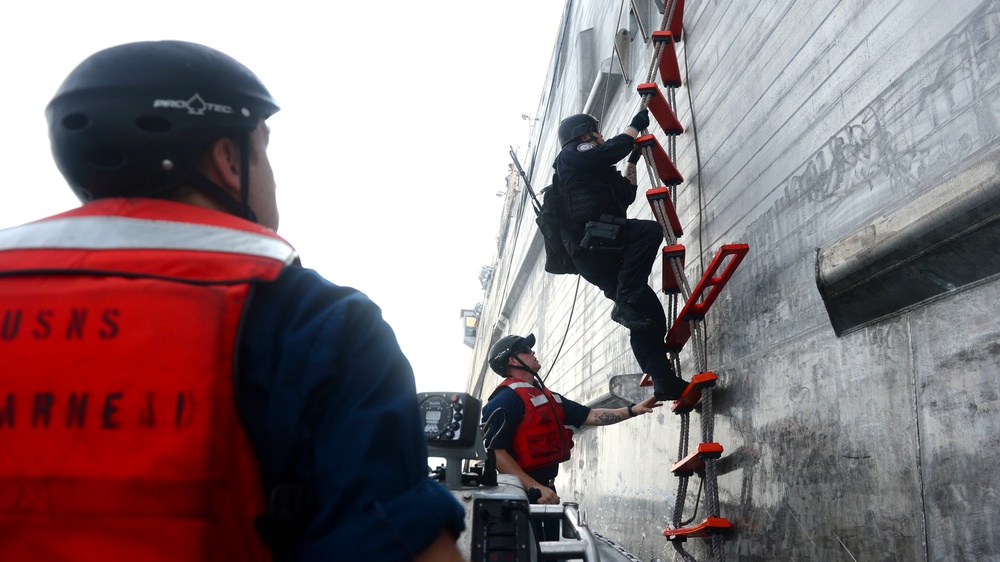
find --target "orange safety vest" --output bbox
[495,378,574,472]
[0,198,297,561]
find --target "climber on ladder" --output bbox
[549,109,688,400]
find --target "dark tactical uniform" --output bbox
[554,133,681,394]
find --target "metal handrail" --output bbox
[532,503,601,561]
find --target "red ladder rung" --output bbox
[666,0,685,43]
[638,371,715,410]
[636,135,683,187]
[671,442,724,477]
[682,243,749,320]
[645,187,683,238]
[664,318,691,353]
[637,82,684,135]
[661,244,685,295]
[671,371,717,414]
[664,517,731,542]
[665,244,749,352]
[651,31,682,88]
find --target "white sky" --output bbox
[0,1,566,393]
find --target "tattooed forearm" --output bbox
[625,163,638,186]
[594,410,627,425]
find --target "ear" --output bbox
[205,137,242,196]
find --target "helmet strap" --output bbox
[238,133,257,222]
[510,355,546,389]
[181,133,257,223]
[184,170,257,223]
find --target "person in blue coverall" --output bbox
[3,40,465,561]
[239,266,466,560]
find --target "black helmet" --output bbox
[558,114,599,147]
[46,40,279,204]
[488,333,536,375]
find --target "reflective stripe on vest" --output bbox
[496,378,574,471]
[0,215,297,265]
[0,200,283,562]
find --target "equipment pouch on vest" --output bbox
[581,214,626,250]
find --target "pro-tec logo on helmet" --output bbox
[152,93,232,116]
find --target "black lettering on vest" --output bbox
[33,310,53,339]
[175,391,195,429]
[99,309,120,339]
[66,309,87,339]
[0,393,14,427]
[67,393,89,428]
[2,310,22,340]
[102,392,122,429]
[32,393,54,428]
[139,391,155,428]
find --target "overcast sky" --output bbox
[0,1,566,393]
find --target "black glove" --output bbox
[628,146,643,164]
[629,109,650,131]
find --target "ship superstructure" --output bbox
[467,1,1000,560]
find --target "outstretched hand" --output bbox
[632,395,662,415]
[628,109,650,131]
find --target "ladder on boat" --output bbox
[632,1,747,560]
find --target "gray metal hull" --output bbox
[468,1,1000,560]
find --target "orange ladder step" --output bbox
[664,517,731,542]
[665,0,685,43]
[665,244,749,352]
[661,244,685,294]
[671,442,724,477]
[637,371,716,410]
[670,371,717,414]
[652,31,682,88]
[636,135,684,187]
[637,82,684,135]
[646,187,683,238]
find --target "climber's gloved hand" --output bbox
[629,109,650,131]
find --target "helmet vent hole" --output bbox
[61,113,89,131]
[135,115,172,133]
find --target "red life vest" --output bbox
[495,378,574,471]
[0,198,297,562]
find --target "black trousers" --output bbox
[571,219,674,379]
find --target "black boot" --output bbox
[610,301,657,331]
[653,374,689,401]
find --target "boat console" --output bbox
[420,392,638,562]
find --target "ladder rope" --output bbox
[645,42,666,84]
[701,388,714,443]
[635,4,728,561]
[705,458,721,516]
[672,475,689,528]
[712,535,726,560]
[678,412,691,462]
[674,542,700,562]
[690,321,705,374]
